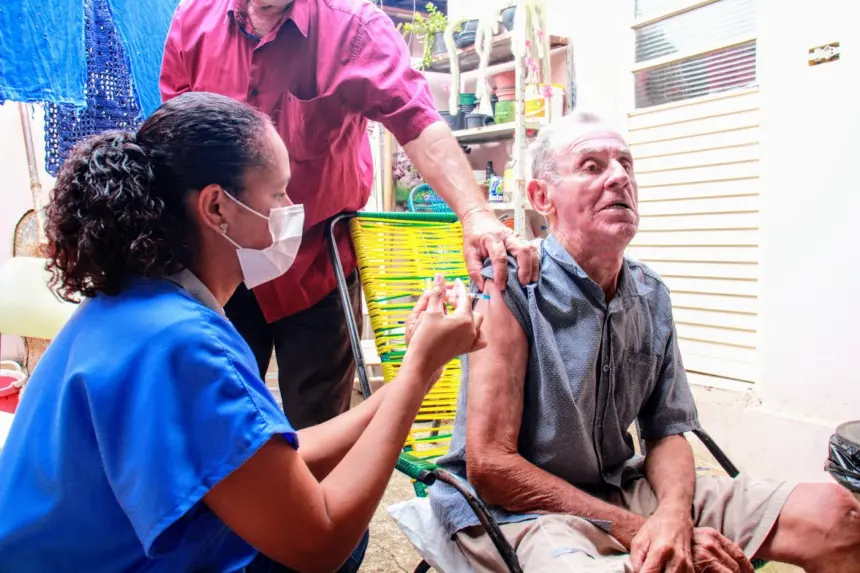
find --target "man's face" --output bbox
[532,126,639,252]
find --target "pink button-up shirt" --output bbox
[160,0,440,321]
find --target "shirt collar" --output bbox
[167,270,226,317]
[543,234,648,307]
[227,0,309,38]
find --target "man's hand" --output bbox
[462,209,539,290]
[690,528,755,573]
[630,507,695,573]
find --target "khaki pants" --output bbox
[456,474,796,572]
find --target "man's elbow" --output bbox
[467,452,516,507]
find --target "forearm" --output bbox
[297,384,391,480]
[402,122,489,218]
[475,453,647,548]
[314,360,430,565]
[643,434,696,516]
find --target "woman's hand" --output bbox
[404,275,486,386]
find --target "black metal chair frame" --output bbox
[326,212,757,573]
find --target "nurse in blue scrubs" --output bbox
[0,92,485,572]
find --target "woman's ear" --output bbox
[194,184,229,233]
[527,179,554,219]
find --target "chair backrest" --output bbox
[349,212,467,460]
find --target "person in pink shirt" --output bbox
[159,0,539,439]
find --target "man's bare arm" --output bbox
[628,436,698,571]
[465,281,646,549]
[643,435,696,516]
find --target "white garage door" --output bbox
[625,0,760,384]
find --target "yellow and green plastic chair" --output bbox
[326,211,522,573]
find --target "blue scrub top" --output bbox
[0,273,297,571]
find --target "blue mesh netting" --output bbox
[44,0,143,177]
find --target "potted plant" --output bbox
[397,2,455,70]
[454,17,479,49]
[500,1,517,32]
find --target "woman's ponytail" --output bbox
[46,130,177,302]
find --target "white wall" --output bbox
[545,0,629,125]
[739,0,858,476]
[757,0,859,425]
[0,103,53,361]
[691,0,860,483]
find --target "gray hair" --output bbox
[528,110,605,181]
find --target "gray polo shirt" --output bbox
[429,234,701,535]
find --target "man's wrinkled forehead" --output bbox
[563,127,631,158]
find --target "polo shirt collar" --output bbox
[227,0,309,38]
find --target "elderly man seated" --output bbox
[429,111,860,573]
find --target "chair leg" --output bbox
[692,428,740,478]
[326,213,372,398]
[414,560,432,573]
[432,469,523,573]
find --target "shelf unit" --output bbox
[427,31,568,74]
[426,8,571,238]
[451,121,541,144]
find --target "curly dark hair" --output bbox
[46,92,272,302]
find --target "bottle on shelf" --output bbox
[503,158,515,204]
[486,161,502,203]
[485,160,496,181]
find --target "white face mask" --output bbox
[221,192,304,289]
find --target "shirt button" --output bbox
[249,88,259,97]
[602,365,610,373]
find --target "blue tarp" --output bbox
[108,0,180,117]
[0,1,87,105]
[0,0,178,117]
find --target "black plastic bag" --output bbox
[826,422,860,493]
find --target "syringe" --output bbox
[424,278,490,309]
[445,287,490,309]
[466,292,491,310]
